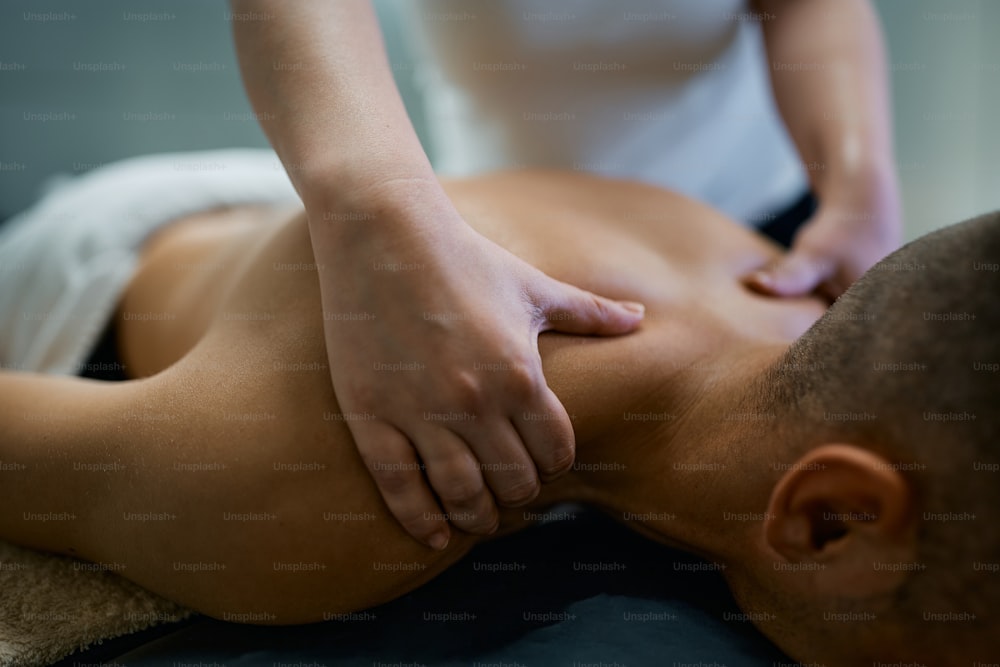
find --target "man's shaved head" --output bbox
[746,212,1000,662]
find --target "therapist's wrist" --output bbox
[812,154,902,237]
[813,150,896,201]
[297,153,429,206]
[303,165,463,243]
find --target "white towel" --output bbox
[0,149,299,375]
[0,150,300,665]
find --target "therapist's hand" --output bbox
[314,182,644,550]
[744,168,901,300]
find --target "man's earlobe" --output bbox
[764,444,918,597]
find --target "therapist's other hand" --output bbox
[315,184,644,550]
[745,169,901,300]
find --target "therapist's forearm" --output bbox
[229,0,443,218]
[755,0,895,195]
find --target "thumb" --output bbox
[746,251,832,297]
[539,280,645,336]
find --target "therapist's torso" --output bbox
[398,0,807,224]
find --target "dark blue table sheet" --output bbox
[58,508,791,666]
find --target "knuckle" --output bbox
[396,510,438,540]
[588,294,610,319]
[505,358,539,396]
[448,503,499,534]
[468,514,500,535]
[541,441,575,476]
[448,370,487,413]
[370,465,416,495]
[495,476,540,506]
[434,475,484,506]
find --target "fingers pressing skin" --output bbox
[511,385,576,483]
[321,213,643,549]
[454,351,571,492]
[413,428,500,536]
[536,277,645,336]
[745,252,835,298]
[458,418,540,508]
[352,420,451,551]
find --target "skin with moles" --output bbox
[0,172,918,664]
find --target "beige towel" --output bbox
[0,539,190,667]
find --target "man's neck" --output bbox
[541,339,787,562]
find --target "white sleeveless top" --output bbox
[399,0,806,224]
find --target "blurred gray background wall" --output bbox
[0,0,996,240]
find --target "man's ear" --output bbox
[764,444,918,598]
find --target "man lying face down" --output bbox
[0,167,996,666]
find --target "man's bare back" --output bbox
[0,171,826,623]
